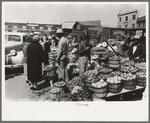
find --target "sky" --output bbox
[3,2,147,27]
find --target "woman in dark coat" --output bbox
[27,35,45,89]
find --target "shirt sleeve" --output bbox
[57,39,63,60]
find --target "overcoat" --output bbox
[27,42,45,82]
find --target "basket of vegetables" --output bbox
[122,73,137,90]
[107,76,122,93]
[54,81,66,91]
[91,80,108,98]
[49,88,60,100]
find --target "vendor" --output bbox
[56,29,69,83]
[78,36,92,79]
[128,35,146,62]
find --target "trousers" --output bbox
[79,56,88,79]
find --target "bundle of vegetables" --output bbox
[70,86,91,101]
[66,76,84,91]
[109,71,122,77]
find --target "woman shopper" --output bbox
[27,35,45,90]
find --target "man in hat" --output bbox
[128,35,146,61]
[56,29,69,82]
[27,35,45,90]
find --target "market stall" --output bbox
[43,38,146,102]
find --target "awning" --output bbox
[62,22,76,29]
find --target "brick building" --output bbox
[5,22,61,35]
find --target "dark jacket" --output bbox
[43,42,51,65]
[128,43,146,60]
[78,42,92,60]
[27,42,45,82]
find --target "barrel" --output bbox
[92,94,106,101]
[137,78,146,87]
[108,59,120,69]
[92,86,108,99]
[108,83,122,93]
[123,80,136,90]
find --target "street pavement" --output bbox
[5,73,53,102]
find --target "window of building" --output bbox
[13,25,17,28]
[132,23,135,28]
[31,26,35,30]
[125,16,128,21]
[5,25,8,29]
[22,26,26,29]
[40,27,43,30]
[140,23,143,28]
[132,14,136,20]
[119,17,122,22]
[119,25,121,28]
[125,25,128,28]
[144,23,146,27]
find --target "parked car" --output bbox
[5,32,27,75]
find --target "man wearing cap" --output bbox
[27,35,45,90]
[56,29,69,82]
[128,35,146,62]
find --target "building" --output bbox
[5,22,61,35]
[137,16,146,28]
[117,9,138,28]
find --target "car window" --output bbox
[8,35,21,42]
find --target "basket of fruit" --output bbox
[91,80,108,94]
[49,88,60,100]
[98,74,111,81]
[54,81,66,91]
[107,76,122,93]
[121,65,138,74]
[93,91,108,99]
[136,72,146,87]
[122,73,137,90]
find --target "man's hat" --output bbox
[33,35,40,42]
[133,35,140,40]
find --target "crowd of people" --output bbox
[22,30,146,90]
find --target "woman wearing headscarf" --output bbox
[27,35,45,90]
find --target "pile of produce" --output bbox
[66,76,83,91]
[54,81,66,87]
[91,80,107,88]
[121,65,138,73]
[99,68,113,74]
[85,76,100,83]
[109,71,122,77]
[107,76,122,84]
[84,69,99,77]
[121,73,137,81]
[108,55,120,61]
[98,74,110,80]
[91,46,107,55]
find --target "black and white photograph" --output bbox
[2,2,149,121]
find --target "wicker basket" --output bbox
[109,64,120,69]
[123,84,136,90]
[123,79,136,90]
[108,83,122,93]
[108,60,120,64]
[93,91,108,98]
[49,91,60,100]
[91,86,107,93]
[123,80,136,86]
